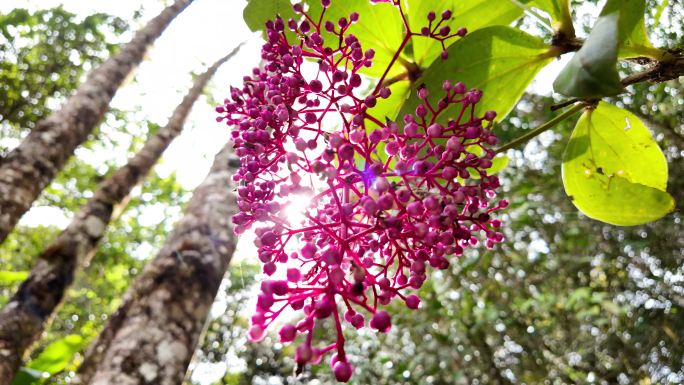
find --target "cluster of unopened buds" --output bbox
[217,0,506,382]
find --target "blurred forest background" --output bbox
[0,0,682,384]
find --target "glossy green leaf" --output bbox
[601,0,653,58]
[10,367,44,385]
[489,154,509,174]
[27,334,84,374]
[0,270,29,284]
[654,0,669,29]
[243,0,296,39]
[306,0,406,78]
[529,0,564,22]
[398,26,554,125]
[367,80,411,126]
[562,102,674,226]
[407,0,525,67]
[553,12,624,98]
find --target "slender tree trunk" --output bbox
[0,47,239,384]
[72,144,239,385]
[0,0,194,245]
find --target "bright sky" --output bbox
[2,0,266,228]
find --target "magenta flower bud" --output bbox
[383,141,400,157]
[295,138,308,152]
[484,110,497,121]
[362,198,378,216]
[427,123,442,137]
[287,268,301,282]
[396,189,411,202]
[351,313,364,328]
[296,344,313,364]
[374,177,390,192]
[333,361,353,382]
[330,267,345,284]
[251,312,265,326]
[344,309,356,323]
[272,280,289,296]
[404,122,419,136]
[441,9,452,19]
[420,26,430,36]
[439,26,451,36]
[256,293,274,311]
[323,247,341,265]
[314,297,334,319]
[329,133,344,149]
[417,88,429,100]
[464,125,481,139]
[263,262,276,275]
[427,11,436,21]
[248,324,265,342]
[338,143,355,160]
[368,129,383,143]
[442,166,458,180]
[349,12,359,22]
[364,95,377,108]
[377,193,394,211]
[446,136,463,153]
[379,87,391,98]
[349,129,365,144]
[370,311,392,333]
[309,79,323,93]
[405,198,422,214]
[279,324,297,342]
[304,112,317,124]
[405,294,421,309]
[260,231,278,246]
[457,27,468,37]
[416,104,427,117]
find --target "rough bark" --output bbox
[72,144,239,385]
[0,0,194,245]
[0,46,239,384]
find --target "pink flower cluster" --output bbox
[217,1,506,382]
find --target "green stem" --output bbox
[558,0,575,39]
[495,103,585,154]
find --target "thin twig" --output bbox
[495,103,587,154]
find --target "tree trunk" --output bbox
[0,0,194,245]
[72,144,239,385]
[0,47,239,384]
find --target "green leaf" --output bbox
[27,334,85,374]
[562,102,674,226]
[489,154,509,174]
[306,0,406,78]
[553,12,624,98]
[398,26,554,125]
[654,0,669,29]
[407,0,526,67]
[10,367,45,385]
[601,0,653,58]
[367,79,411,126]
[0,271,29,284]
[529,0,564,22]
[243,0,296,39]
